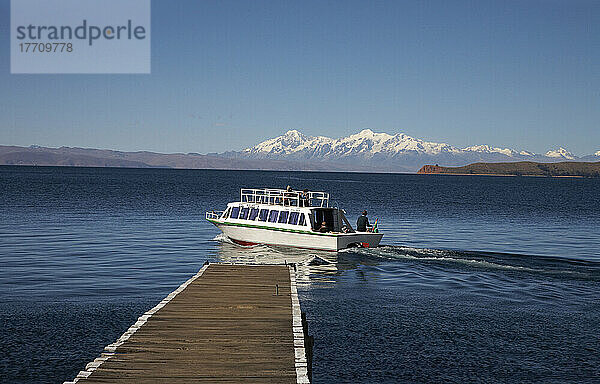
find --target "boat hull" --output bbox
[209,220,383,252]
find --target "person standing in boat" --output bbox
[300,189,310,207]
[284,185,294,206]
[356,210,370,232]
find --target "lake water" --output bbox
[1,166,599,383]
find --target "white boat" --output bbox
[206,188,383,252]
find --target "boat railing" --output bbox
[240,188,329,207]
[206,211,224,220]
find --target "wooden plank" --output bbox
[65,263,305,384]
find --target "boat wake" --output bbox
[212,234,600,282]
[340,245,600,281]
[213,233,236,245]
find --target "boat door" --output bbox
[310,208,337,232]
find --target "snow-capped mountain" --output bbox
[545,147,575,160]
[225,129,594,172]
[462,145,522,157]
[242,129,462,159]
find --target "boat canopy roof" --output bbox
[240,188,329,207]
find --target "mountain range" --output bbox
[0,144,379,172]
[1,129,599,173]
[224,129,600,172]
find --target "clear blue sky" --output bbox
[1,0,598,155]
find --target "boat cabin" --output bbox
[209,188,355,233]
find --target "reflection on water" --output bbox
[213,234,339,284]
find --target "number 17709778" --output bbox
[19,42,73,53]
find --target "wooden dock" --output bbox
[65,263,311,383]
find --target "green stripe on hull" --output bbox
[207,219,339,237]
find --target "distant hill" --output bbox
[0,145,380,172]
[417,161,600,177]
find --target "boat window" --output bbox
[222,207,230,219]
[299,213,306,226]
[249,208,259,221]
[278,211,289,223]
[258,209,269,222]
[288,212,299,225]
[230,206,240,219]
[268,210,279,223]
[239,207,249,220]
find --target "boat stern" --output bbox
[337,232,383,250]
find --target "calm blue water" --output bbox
[1,166,599,383]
